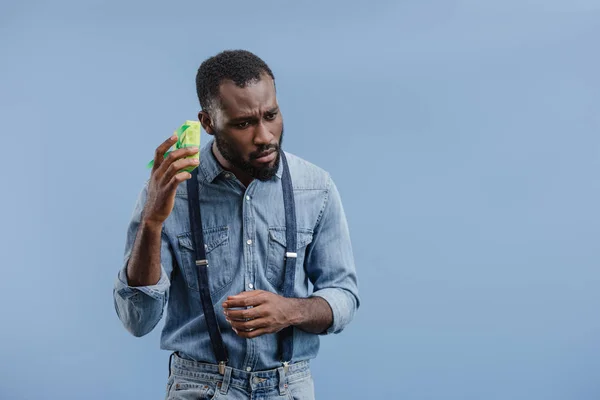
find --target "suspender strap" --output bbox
[187,168,228,370]
[279,151,297,364]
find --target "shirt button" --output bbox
[245,195,251,201]
[246,367,252,372]
[246,239,252,245]
[248,283,254,289]
[224,173,232,179]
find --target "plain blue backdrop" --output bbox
[1,1,599,399]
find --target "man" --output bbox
[113,49,359,400]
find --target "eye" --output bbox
[265,112,277,121]
[235,121,251,129]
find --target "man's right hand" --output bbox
[143,135,200,226]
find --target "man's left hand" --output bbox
[222,290,296,339]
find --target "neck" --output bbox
[211,141,254,187]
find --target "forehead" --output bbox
[217,74,277,118]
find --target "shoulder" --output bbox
[283,151,332,191]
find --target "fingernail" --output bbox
[223,303,228,308]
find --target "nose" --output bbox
[253,121,273,146]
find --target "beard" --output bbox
[214,126,284,181]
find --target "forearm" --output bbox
[126,218,163,286]
[287,296,333,334]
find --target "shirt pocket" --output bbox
[177,226,233,300]
[266,227,314,292]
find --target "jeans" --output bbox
[166,353,315,400]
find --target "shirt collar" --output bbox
[199,139,283,183]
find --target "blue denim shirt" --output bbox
[113,140,360,371]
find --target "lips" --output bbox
[254,149,277,163]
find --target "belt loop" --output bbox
[277,366,288,395]
[220,366,232,395]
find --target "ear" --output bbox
[198,111,215,135]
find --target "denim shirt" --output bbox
[113,140,360,371]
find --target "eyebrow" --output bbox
[229,107,279,123]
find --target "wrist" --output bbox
[284,297,304,327]
[141,218,163,232]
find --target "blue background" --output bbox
[1,1,599,399]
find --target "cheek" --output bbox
[268,120,283,137]
[229,134,255,158]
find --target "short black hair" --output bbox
[196,49,275,112]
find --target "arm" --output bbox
[127,216,163,287]
[304,175,360,334]
[284,296,333,334]
[113,182,174,337]
[113,135,200,337]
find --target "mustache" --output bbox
[249,144,279,160]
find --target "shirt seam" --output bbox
[313,174,333,229]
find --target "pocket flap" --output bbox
[269,228,314,249]
[178,227,229,253]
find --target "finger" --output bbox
[227,316,267,331]
[227,289,267,299]
[163,157,200,184]
[152,135,178,172]
[225,306,263,321]
[156,146,199,177]
[224,290,266,304]
[223,292,266,309]
[232,327,270,339]
[166,171,193,192]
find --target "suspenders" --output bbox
[185,152,297,374]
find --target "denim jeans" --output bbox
[166,353,315,400]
